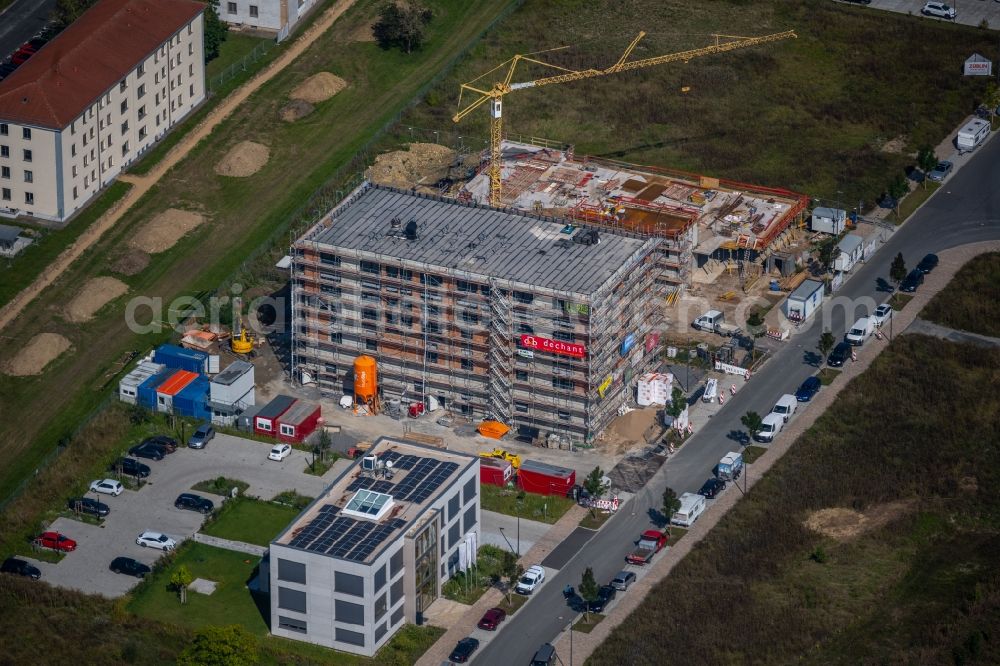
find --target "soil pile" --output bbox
[369,143,456,189]
[290,72,347,104]
[64,277,129,322]
[3,332,72,376]
[130,209,205,254]
[214,141,270,177]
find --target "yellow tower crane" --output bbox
[452,30,797,208]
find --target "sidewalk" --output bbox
[551,240,1000,664]
[415,503,589,666]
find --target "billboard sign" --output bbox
[645,331,660,354]
[519,334,586,359]
[965,53,993,76]
[620,332,638,356]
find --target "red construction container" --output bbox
[275,400,322,443]
[516,459,576,496]
[479,457,513,487]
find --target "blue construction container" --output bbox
[137,370,170,409]
[153,344,209,374]
[175,375,211,420]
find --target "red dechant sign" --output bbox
[519,334,586,358]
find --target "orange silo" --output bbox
[353,355,379,414]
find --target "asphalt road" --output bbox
[476,136,1000,665]
[0,0,56,61]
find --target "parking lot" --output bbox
[852,0,1000,28]
[24,433,342,597]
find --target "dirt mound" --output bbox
[215,141,270,177]
[64,277,129,322]
[130,209,205,254]
[349,23,376,42]
[3,332,72,376]
[110,249,150,276]
[804,500,915,540]
[881,135,907,154]
[290,72,347,104]
[369,143,456,189]
[279,99,315,122]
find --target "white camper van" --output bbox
[671,492,706,527]
[957,118,990,152]
[756,412,785,442]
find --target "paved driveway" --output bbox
[26,433,340,597]
[854,0,1000,28]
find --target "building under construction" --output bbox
[290,183,666,444]
[458,140,809,293]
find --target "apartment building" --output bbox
[0,0,206,223]
[267,438,479,656]
[291,183,667,445]
[219,0,318,36]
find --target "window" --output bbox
[390,548,403,576]
[557,410,572,421]
[456,280,476,293]
[72,166,77,177]
[320,252,340,266]
[226,1,236,12]
[391,605,405,627]
[552,330,575,343]
[256,418,272,432]
[22,149,31,162]
[0,146,7,158]
[121,121,129,135]
[385,266,413,280]
[0,124,7,135]
[449,521,461,548]
[552,377,574,391]
[188,43,193,56]
[374,565,387,591]
[139,127,147,140]
[375,622,388,643]
[512,291,533,304]
[278,617,307,634]
[366,339,378,351]
[335,600,364,626]
[278,587,306,613]
[189,83,194,97]
[463,505,477,533]
[515,402,529,414]
[425,321,441,334]
[461,311,479,325]
[426,351,438,364]
[23,170,32,183]
[420,273,443,287]
[515,370,528,381]
[138,105,146,120]
[448,493,460,520]
[119,80,127,92]
[188,24,192,35]
[72,186,77,199]
[249,4,258,17]
[463,476,477,504]
[390,576,404,605]
[22,128,30,140]
[138,64,145,77]
[329,331,342,344]
[461,358,473,371]
[277,559,306,584]
[70,144,76,157]
[374,594,387,621]
[279,424,294,437]
[335,628,365,647]
[0,166,8,179]
[360,260,380,274]
[1,188,9,201]
[121,142,129,156]
[138,84,145,99]
[120,100,127,113]
[334,571,364,596]
[25,192,34,204]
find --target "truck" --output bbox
[626,529,668,565]
[717,451,744,482]
[692,310,741,337]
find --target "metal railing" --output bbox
[207,39,274,93]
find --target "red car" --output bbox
[476,607,507,631]
[35,531,77,552]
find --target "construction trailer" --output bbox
[153,344,211,374]
[810,207,846,235]
[290,183,667,444]
[517,459,575,496]
[208,360,256,426]
[479,456,513,487]
[118,361,165,404]
[254,394,297,437]
[274,400,322,443]
[784,279,825,323]
[833,234,864,273]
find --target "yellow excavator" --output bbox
[231,316,255,355]
[479,447,522,471]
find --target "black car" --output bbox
[448,637,480,663]
[110,557,152,578]
[827,341,852,368]
[900,269,924,293]
[144,435,178,454]
[67,497,110,517]
[563,585,587,612]
[1,557,41,580]
[916,254,939,274]
[129,441,165,461]
[109,457,150,478]
[588,585,617,613]
[795,376,822,402]
[174,493,214,514]
[698,478,726,499]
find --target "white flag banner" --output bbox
[467,533,478,566]
[458,540,468,572]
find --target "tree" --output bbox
[583,466,607,498]
[984,82,1000,129]
[203,0,229,62]
[817,237,838,274]
[177,625,258,666]
[916,145,937,188]
[317,427,332,462]
[665,386,686,420]
[500,551,523,603]
[817,329,836,365]
[887,174,909,215]
[52,0,93,29]
[170,565,194,604]
[741,411,763,443]
[578,567,600,621]
[889,252,907,286]
[662,486,681,520]
[373,2,433,53]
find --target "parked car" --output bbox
[588,585,617,613]
[144,435,178,453]
[67,497,110,517]
[900,269,925,293]
[448,637,480,664]
[136,531,176,551]
[515,565,546,594]
[109,457,150,478]
[477,607,507,631]
[917,253,939,274]
[187,423,215,449]
[128,441,165,461]
[89,478,124,496]
[921,1,956,19]
[174,493,214,514]
[795,376,822,402]
[926,161,952,182]
[698,477,726,499]
[269,443,292,461]
[827,341,852,368]
[872,303,893,328]
[110,556,151,578]
[1,557,41,580]
[610,570,636,592]
[34,531,77,552]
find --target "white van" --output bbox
[671,492,706,527]
[846,317,874,345]
[957,118,990,152]
[756,412,784,442]
[771,394,797,423]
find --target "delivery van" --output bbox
[756,412,785,442]
[771,394,797,423]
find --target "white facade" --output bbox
[220,0,318,34]
[0,15,205,222]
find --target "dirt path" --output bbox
[0,0,357,333]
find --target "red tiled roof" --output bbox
[0,0,205,129]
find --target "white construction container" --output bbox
[636,372,672,406]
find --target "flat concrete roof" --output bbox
[297,184,655,297]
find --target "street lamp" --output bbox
[498,527,515,555]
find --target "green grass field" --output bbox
[201,498,300,546]
[206,33,272,81]
[922,252,1000,337]
[480,484,576,524]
